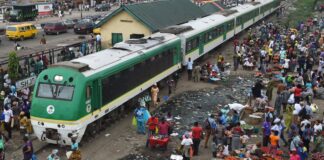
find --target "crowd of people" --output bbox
[0,37,99,160]
[131,10,324,160]
[180,13,324,160]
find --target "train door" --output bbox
[223,24,227,41]
[199,34,204,55]
[87,80,100,113]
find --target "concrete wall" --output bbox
[100,10,152,48]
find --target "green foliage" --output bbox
[8,51,19,81]
[285,0,317,27]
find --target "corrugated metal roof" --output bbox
[201,3,222,15]
[96,0,207,32]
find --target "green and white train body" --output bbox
[178,0,280,64]
[31,33,181,145]
[31,0,280,145]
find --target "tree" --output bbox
[8,51,19,81]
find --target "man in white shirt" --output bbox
[300,118,311,132]
[181,133,193,159]
[294,102,302,113]
[3,105,13,139]
[187,58,193,81]
[96,34,101,51]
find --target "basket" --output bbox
[244,107,254,115]
[246,114,263,125]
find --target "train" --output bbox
[31,0,281,145]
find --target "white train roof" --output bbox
[179,0,274,38]
[71,32,179,77]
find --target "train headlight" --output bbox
[54,75,64,82]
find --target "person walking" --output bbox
[204,114,217,148]
[22,136,34,160]
[180,133,193,160]
[150,84,159,108]
[3,104,13,139]
[187,58,193,80]
[191,122,202,156]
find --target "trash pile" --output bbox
[156,75,256,138]
[118,154,150,160]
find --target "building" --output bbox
[200,1,228,15]
[95,0,207,47]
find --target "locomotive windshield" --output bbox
[36,83,74,101]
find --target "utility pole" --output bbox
[80,3,83,19]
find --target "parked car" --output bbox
[95,4,110,12]
[44,22,68,35]
[62,19,75,29]
[74,19,94,34]
[91,15,101,21]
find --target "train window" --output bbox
[186,41,192,51]
[36,83,74,101]
[86,86,91,99]
[192,38,198,49]
[208,33,213,41]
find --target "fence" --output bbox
[0,37,99,87]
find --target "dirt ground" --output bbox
[33,4,324,160]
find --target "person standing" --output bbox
[40,34,46,45]
[191,122,202,156]
[3,104,13,139]
[274,91,284,117]
[146,114,159,147]
[193,64,201,82]
[157,118,169,136]
[150,84,159,108]
[22,136,34,160]
[269,130,280,157]
[166,78,174,95]
[262,118,271,146]
[96,34,101,51]
[68,138,81,160]
[266,80,275,101]
[47,149,60,160]
[302,124,313,153]
[134,106,145,134]
[187,58,193,80]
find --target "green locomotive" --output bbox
[31,33,181,145]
